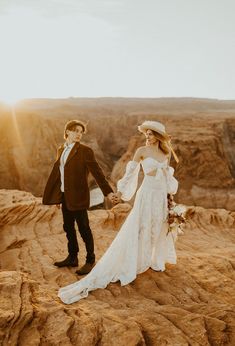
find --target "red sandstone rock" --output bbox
[0,190,234,345]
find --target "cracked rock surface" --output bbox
[0,190,235,346]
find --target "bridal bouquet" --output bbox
[167,197,187,237]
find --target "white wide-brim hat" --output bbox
[138,121,170,140]
[138,120,179,163]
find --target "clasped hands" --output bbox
[56,192,122,209]
[107,191,122,205]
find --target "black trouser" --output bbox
[61,194,95,264]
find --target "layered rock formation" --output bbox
[111,115,235,209]
[0,190,235,345]
[0,98,234,209]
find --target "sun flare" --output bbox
[0,95,22,106]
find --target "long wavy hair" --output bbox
[152,130,171,156]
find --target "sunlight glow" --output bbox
[0,95,22,106]
[0,5,116,100]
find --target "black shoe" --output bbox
[54,255,78,268]
[76,262,95,275]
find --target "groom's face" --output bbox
[66,125,84,143]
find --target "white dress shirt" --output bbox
[59,142,75,192]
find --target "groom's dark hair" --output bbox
[64,120,87,138]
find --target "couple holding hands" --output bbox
[43,119,179,304]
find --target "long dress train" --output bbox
[58,157,178,304]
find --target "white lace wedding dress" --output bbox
[58,157,179,304]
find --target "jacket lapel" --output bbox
[56,145,65,161]
[65,142,80,166]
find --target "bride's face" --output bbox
[145,129,158,146]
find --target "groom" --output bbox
[43,120,115,275]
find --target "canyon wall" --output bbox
[0,98,234,209]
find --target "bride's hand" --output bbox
[168,215,175,224]
[167,194,175,209]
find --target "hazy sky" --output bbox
[0,0,234,102]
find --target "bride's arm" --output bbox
[115,148,142,201]
[132,147,144,163]
[165,152,178,195]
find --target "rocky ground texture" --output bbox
[0,190,234,345]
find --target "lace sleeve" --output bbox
[117,161,140,201]
[165,166,178,195]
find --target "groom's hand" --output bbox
[107,192,122,205]
[112,192,122,204]
[107,192,115,204]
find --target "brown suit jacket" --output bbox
[42,142,113,210]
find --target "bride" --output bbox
[58,120,179,304]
